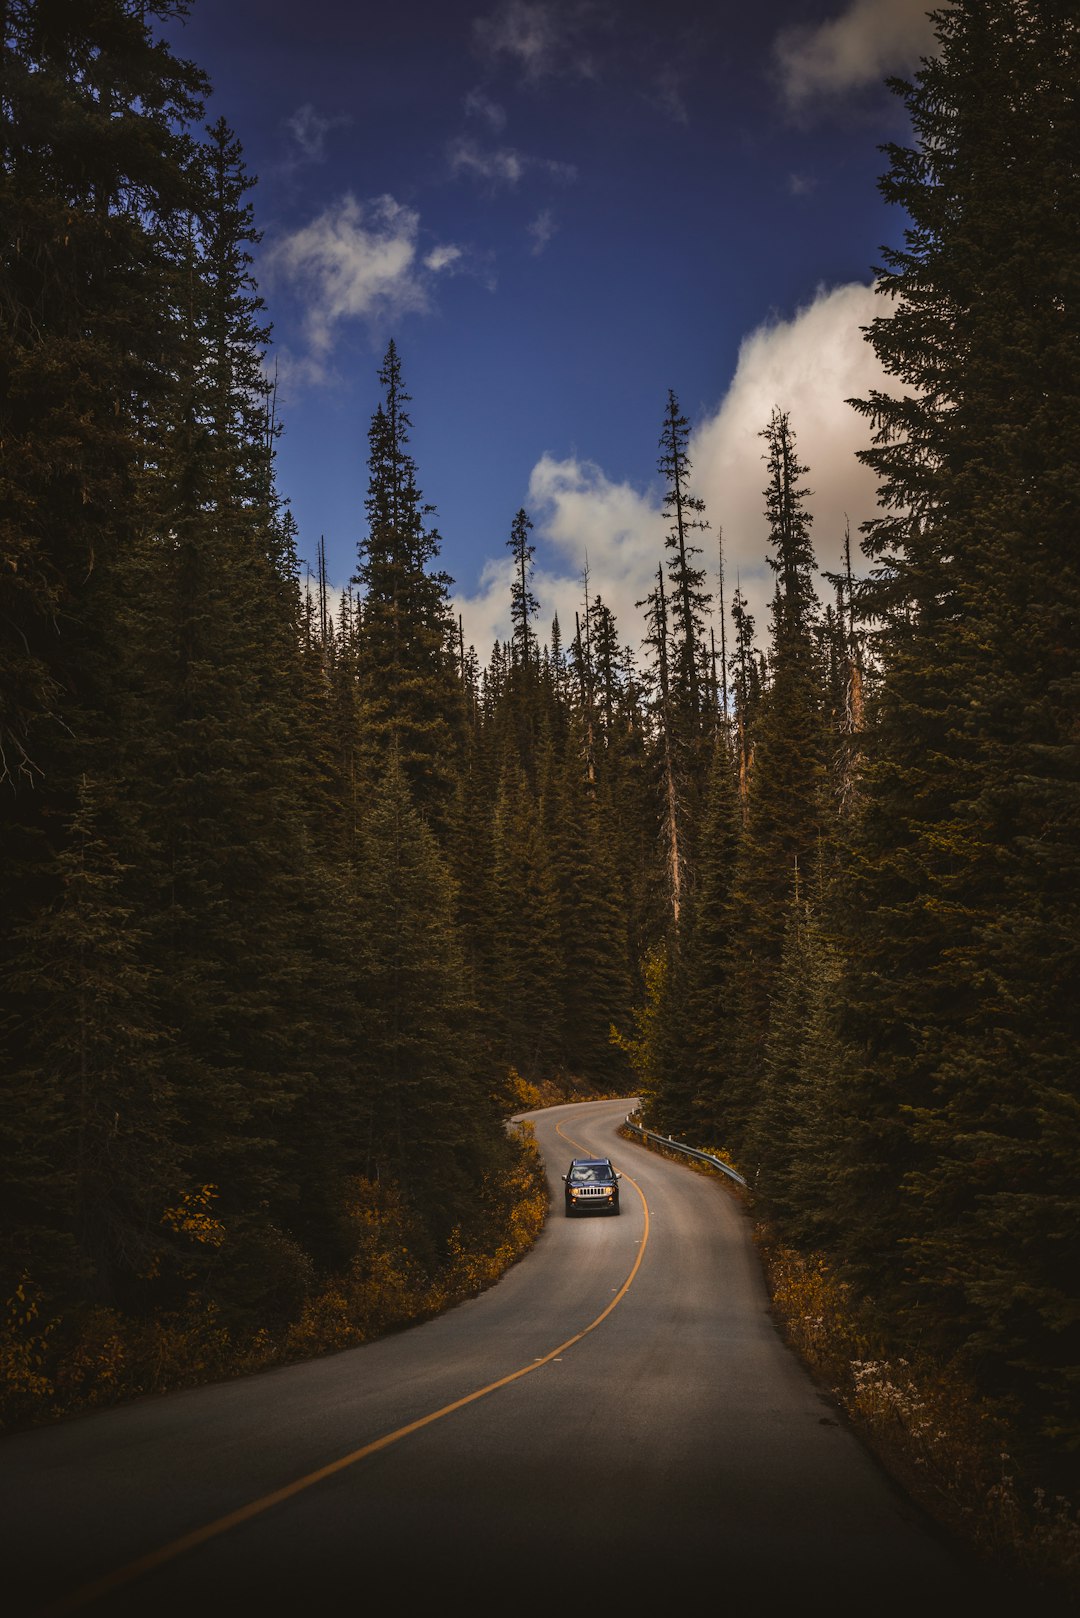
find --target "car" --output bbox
[562,1157,622,1216]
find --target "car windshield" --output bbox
[569,1163,613,1183]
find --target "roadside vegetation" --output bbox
[0,1125,547,1433]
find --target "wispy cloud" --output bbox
[527,208,558,255]
[464,86,508,132]
[650,64,689,126]
[473,0,599,82]
[774,0,936,110]
[283,102,351,165]
[448,135,526,187]
[263,195,466,383]
[425,244,465,273]
[453,282,896,657]
[447,134,576,190]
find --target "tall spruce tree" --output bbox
[722,410,829,1152]
[679,733,743,1145]
[830,0,1080,1457]
[488,761,562,1082]
[658,390,712,725]
[0,0,206,791]
[0,0,206,1314]
[352,752,495,1249]
[353,342,464,834]
[507,507,538,668]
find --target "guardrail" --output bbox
[621,1115,748,1188]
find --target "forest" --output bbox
[1,0,1077,1584]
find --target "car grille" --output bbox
[574,1187,611,1198]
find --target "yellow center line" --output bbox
[40,1125,649,1617]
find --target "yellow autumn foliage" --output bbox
[0,1127,549,1437]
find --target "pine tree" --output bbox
[487,761,562,1081]
[0,0,206,1312]
[638,563,684,926]
[658,390,712,724]
[722,410,829,1150]
[0,777,177,1305]
[0,0,206,790]
[507,507,539,667]
[353,341,464,834]
[832,0,1080,1456]
[680,734,743,1145]
[730,580,760,814]
[542,726,632,1088]
[352,752,494,1246]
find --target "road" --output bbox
[2,1098,1019,1615]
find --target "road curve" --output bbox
[1,1098,1019,1615]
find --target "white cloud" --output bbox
[298,568,346,635]
[775,0,937,109]
[425,244,464,273]
[473,0,596,82]
[689,281,891,631]
[447,134,576,189]
[263,195,464,380]
[448,135,526,187]
[454,460,663,659]
[454,282,897,659]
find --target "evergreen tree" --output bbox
[542,726,633,1088]
[352,753,495,1247]
[723,410,829,1150]
[658,390,712,724]
[0,0,206,790]
[507,507,539,667]
[0,777,177,1304]
[730,580,760,814]
[638,562,684,927]
[680,734,743,1144]
[488,761,562,1081]
[353,341,464,834]
[831,0,1080,1454]
[0,0,205,1313]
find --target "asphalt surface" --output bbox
[0,1098,1042,1616]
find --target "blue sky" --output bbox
[166,0,937,657]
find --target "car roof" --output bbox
[571,1156,612,1165]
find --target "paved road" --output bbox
[1,1098,1024,1615]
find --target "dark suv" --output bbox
[562,1157,622,1216]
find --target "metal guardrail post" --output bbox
[622,1116,748,1188]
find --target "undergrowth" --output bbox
[755,1226,1080,1608]
[0,1122,548,1435]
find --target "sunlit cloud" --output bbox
[454,461,663,661]
[774,0,937,109]
[453,281,897,659]
[425,244,465,273]
[263,195,466,384]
